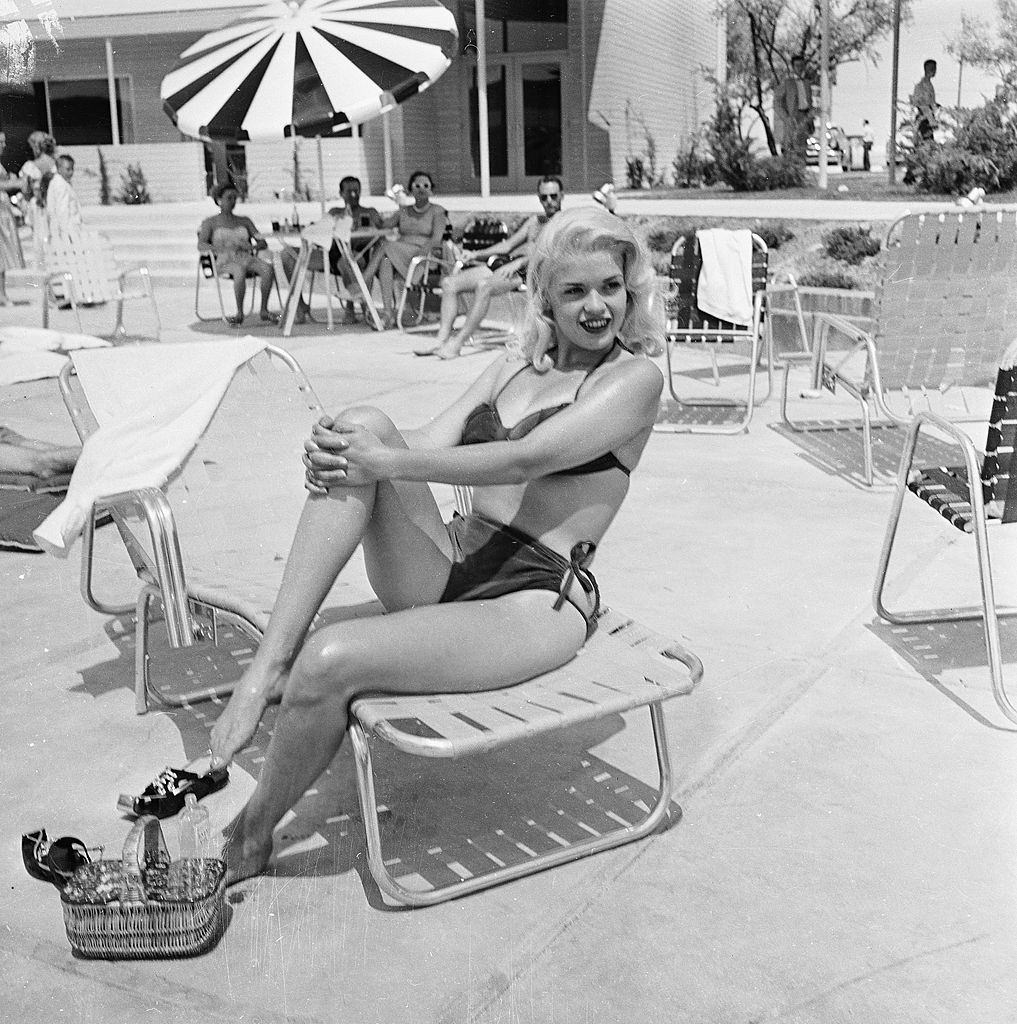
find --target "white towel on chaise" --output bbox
[695,229,754,327]
[34,337,267,556]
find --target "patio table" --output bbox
[272,220,385,336]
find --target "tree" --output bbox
[946,0,1017,99]
[718,0,913,156]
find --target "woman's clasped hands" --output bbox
[303,416,388,492]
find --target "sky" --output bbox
[832,0,1001,162]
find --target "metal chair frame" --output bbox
[656,231,784,435]
[194,251,282,326]
[395,218,515,336]
[58,344,319,713]
[873,343,1017,725]
[781,209,1017,485]
[56,353,704,902]
[350,604,703,906]
[44,230,160,341]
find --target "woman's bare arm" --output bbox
[307,358,663,489]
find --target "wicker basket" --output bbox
[60,815,226,959]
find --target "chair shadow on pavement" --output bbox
[75,607,681,909]
[769,421,962,489]
[655,397,753,430]
[865,616,1017,732]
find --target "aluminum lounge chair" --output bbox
[58,350,703,904]
[780,210,1017,485]
[873,339,1017,725]
[656,230,801,435]
[44,230,160,341]
[59,344,325,713]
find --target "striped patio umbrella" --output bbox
[160,0,458,142]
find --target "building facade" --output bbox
[0,0,722,202]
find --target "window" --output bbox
[0,78,134,146]
[461,0,567,54]
[45,78,133,145]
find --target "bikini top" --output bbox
[460,345,630,477]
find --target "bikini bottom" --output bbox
[439,512,600,640]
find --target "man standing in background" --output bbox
[911,59,939,144]
[774,56,815,162]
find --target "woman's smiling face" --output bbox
[547,250,627,354]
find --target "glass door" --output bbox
[469,56,562,190]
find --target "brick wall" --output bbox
[587,0,718,187]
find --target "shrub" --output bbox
[646,227,681,253]
[97,148,111,206]
[822,226,881,264]
[753,155,806,190]
[798,266,864,290]
[116,162,151,204]
[706,96,757,191]
[625,155,647,190]
[953,99,1017,189]
[706,95,807,192]
[907,144,1000,195]
[671,135,719,188]
[753,220,795,250]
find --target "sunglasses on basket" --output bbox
[22,829,103,887]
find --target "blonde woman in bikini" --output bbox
[211,207,665,884]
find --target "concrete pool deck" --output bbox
[1,253,1015,1023]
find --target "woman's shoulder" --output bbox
[596,348,664,394]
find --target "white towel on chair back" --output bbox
[34,337,267,556]
[696,229,754,326]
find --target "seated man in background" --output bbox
[330,175,384,321]
[278,175,384,325]
[414,175,563,359]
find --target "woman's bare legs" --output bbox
[438,275,519,359]
[377,255,396,324]
[0,430,79,477]
[230,273,248,321]
[414,266,489,355]
[209,407,452,765]
[223,592,586,884]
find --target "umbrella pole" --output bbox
[317,135,326,216]
[383,113,393,192]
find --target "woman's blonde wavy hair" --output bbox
[516,206,663,370]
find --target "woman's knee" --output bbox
[331,404,400,441]
[285,632,351,709]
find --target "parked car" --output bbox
[806,125,842,166]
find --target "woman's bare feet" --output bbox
[210,665,289,764]
[436,340,463,360]
[222,815,274,886]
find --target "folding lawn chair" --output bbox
[194,251,283,325]
[780,209,1017,485]
[395,218,514,335]
[58,344,703,905]
[873,339,1017,725]
[656,230,787,435]
[44,230,160,341]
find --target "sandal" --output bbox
[22,829,102,888]
[117,764,229,820]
